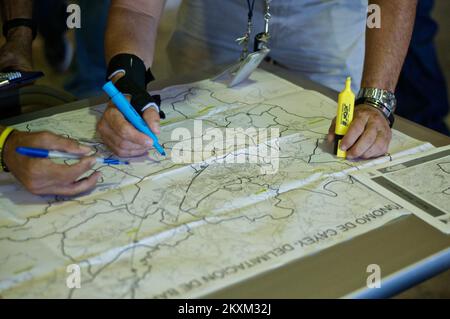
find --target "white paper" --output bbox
[353,145,450,234]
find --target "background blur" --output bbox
[14,0,450,131]
[1,0,449,131]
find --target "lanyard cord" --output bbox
[246,0,256,20]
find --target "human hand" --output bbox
[96,100,160,157]
[0,27,33,71]
[97,71,161,157]
[327,104,392,159]
[3,130,101,196]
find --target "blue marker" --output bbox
[16,147,129,165]
[102,81,166,156]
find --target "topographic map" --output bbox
[353,146,450,234]
[0,69,433,298]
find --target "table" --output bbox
[1,63,449,298]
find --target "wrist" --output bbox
[0,128,19,173]
[5,26,33,42]
[106,53,150,87]
[3,18,37,41]
[106,53,164,118]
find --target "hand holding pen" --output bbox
[2,130,102,196]
[97,62,164,158]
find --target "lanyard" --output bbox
[237,0,272,60]
[247,0,256,20]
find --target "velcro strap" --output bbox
[107,53,165,118]
[107,53,146,86]
[115,76,165,118]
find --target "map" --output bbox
[353,146,450,234]
[0,69,433,298]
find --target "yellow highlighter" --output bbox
[334,77,355,158]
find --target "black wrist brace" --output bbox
[3,18,37,40]
[106,53,165,119]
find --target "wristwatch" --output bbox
[356,88,397,128]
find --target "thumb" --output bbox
[39,132,93,155]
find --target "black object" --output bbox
[0,71,44,91]
[106,53,165,119]
[395,0,449,135]
[2,18,37,40]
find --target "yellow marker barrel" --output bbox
[334,77,355,158]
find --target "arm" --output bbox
[98,0,166,157]
[328,0,418,159]
[361,0,417,91]
[105,0,166,68]
[0,125,100,196]
[0,0,34,71]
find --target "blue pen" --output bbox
[102,81,166,156]
[16,147,129,165]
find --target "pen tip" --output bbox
[161,151,166,156]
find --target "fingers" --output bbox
[35,157,96,187]
[9,131,104,196]
[340,115,367,152]
[21,158,100,196]
[97,115,150,157]
[338,105,392,160]
[346,123,378,159]
[97,104,154,157]
[37,132,92,155]
[143,108,161,135]
[360,129,392,159]
[35,171,101,196]
[50,172,102,196]
[106,105,153,146]
[58,157,97,182]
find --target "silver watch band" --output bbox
[356,88,397,116]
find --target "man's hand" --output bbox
[0,27,33,71]
[3,131,101,196]
[327,105,392,159]
[97,101,160,157]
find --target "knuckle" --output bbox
[355,109,368,117]
[104,107,115,120]
[371,144,384,156]
[351,147,364,158]
[117,140,129,150]
[350,121,365,133]
[115,148,129,158]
